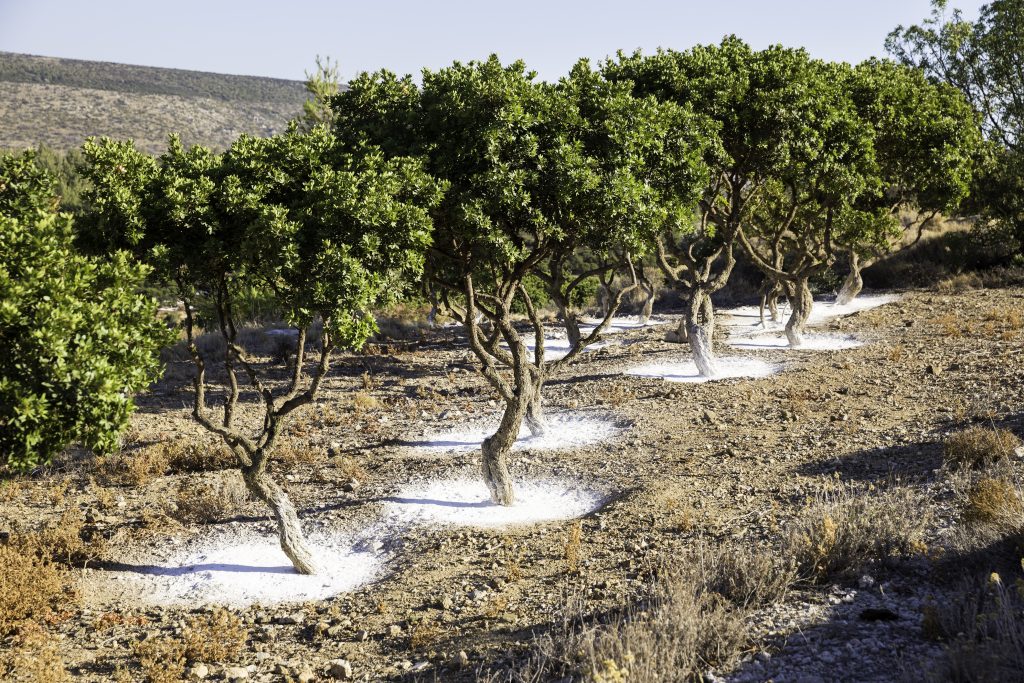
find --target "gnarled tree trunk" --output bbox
[242,460,318,575]
[835,252,863,306]
[785,278,813,348]
[637,266,656,324]
[685,289,718,377]
[481,385,530,506]
[524,372,547,437]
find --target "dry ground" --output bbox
[2,285,1023,682]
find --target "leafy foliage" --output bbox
[888,0,1024,251]
[0,151,169,471]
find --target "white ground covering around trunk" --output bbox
[519,337,611,361]
[413,413,623,453]
[719,293,900,332]
[626,356,781,383]
[87,528,382,608]
[579,315,676,334]
[727,333,865,351]
[383,476,606,528]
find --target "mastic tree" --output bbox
[834,59,979,304]
[739,57,979,347]
[737,59,880,348]
[0,151,169,472]
[605,39,819,375]
[80,128,443,573]
[888,0,1024,253]
[333,57,710,505]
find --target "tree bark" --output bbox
[785,278,813,348]
[685,290,718,377]
[242,461,318,575]
[835,252,863,306]
[481,386,530,506]
[523,372,547,437]
[637,266,655,324]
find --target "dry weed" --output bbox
[500,560,748,683]
[699,543,797,609]
[132,636,186,683]
[353,391,381,414]
[962,477,1024,531]
[922,574,1024,681]
[944,426,1021,470]
[181,608,247,662]
[0,544,70,637]
[1,621,71,683]
[170,473,249,524]
[784,486,930,582]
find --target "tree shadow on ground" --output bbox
[795,440,946,484]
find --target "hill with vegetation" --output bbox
[0,51,308,154]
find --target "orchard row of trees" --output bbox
[5,3,1017,572]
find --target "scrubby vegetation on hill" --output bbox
[0,52,307,154]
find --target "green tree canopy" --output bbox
[0,151,169,472]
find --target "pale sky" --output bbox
[0,0,988,82]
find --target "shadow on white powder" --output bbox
[626,356,781,383]
[383,476,606,527]
[727,333,864,351]
[719,294,900,333]
[87,530,382,608]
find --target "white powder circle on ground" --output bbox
[727,333,864,351]
[519,337,611,361]
[413,413,623,453]
[718,293,900,331]
[383,476,606,528]
[580,315,675,335]
[625,356,781,383]
[90,529,382,608]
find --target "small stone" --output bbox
[224,667,249,682]
[701,409,719,425]
[410,661,430,673]
[388,624,403,637]
[296,669,316,683]
[439,596,455,610]
[276,611,305,625]
[927,363,943,376]
[328,442,342,458]
[326,624,345,638]
[455,651,469,668]
[858,574,875,589]
[355,629,369,642]
[468,589,488,601]
[328,659,353,680]
[189,663,209,680]
[342,479,360,493]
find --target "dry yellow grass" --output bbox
[944,426,1021,469]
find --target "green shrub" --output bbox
[0,152,171,471]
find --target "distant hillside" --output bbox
[0,52,309,154]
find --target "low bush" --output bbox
[944,426,1021,470]
[923,574,1024,681]
[963,477,1024,531]
[0,621,72,683]
[784,486,930,582]
[0,543,71,637]
[170,473,249,524]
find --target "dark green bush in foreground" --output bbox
[0,151,170,471]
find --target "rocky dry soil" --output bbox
[2,285,1023,682]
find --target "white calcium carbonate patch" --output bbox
[383,476,606,528]
[719,293,900,332]
[727,333,865,351]
[626,356,781,383]
[414,414,623,453]
[89,529,381,608]
[579,315,675,335]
